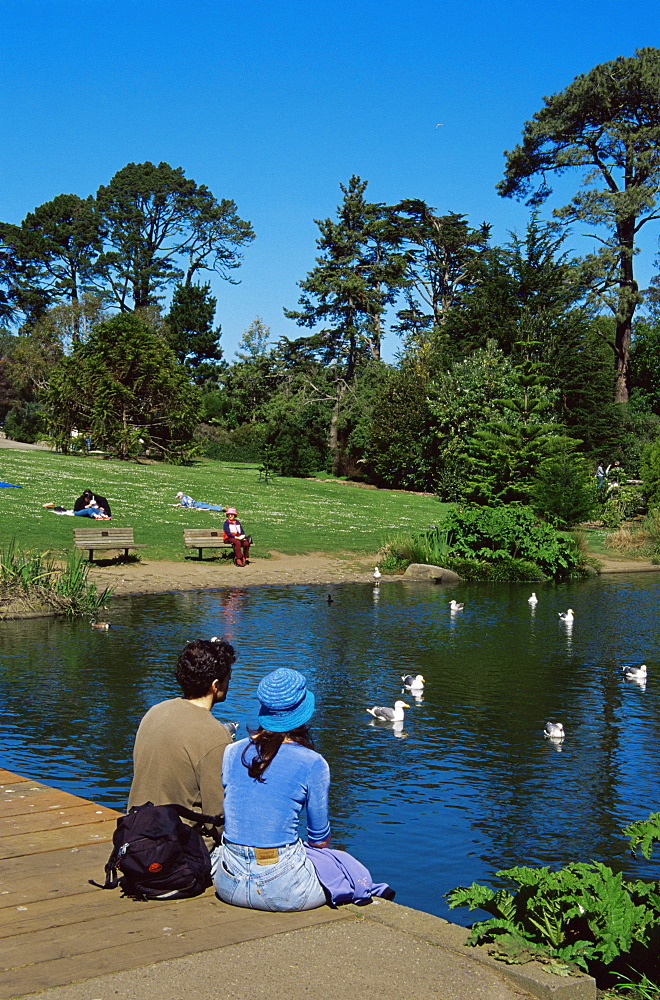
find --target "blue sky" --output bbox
[3,0,659,361]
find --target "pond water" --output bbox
[1,572,660,922]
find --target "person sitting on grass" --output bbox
[43,489,111,519]
[74,489,112,518]
[175,492,226,512]
[223,507,251,566]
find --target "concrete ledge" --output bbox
[355,900,597,1000]
[403,562,463,583]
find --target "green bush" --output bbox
[0,541,112,618]
[446,812,660,989]
[3,403,48,444]
[441,504,584,580]
[641,438,660,508]
[530,453,599,527]
[379,526,451,573]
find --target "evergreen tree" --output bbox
[498,48,660,402]
[46,313,199,459]
[166,282,223,384]
[285,175,407,473]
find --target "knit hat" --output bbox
[257,668,315,732]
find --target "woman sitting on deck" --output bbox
[213,668,392,911]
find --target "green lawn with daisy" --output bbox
[0,449,446,561]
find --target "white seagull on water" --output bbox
[528,593,538,606]
[558,609,574,622]
[622,664,647,681]
[544,721,565,739]
[373,566,382,585]
[450,600,464,612]
[402,674,425,692]
[367,700,409,722]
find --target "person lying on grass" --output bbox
[174,492,226,512]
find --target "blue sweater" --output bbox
[222,738,331,848]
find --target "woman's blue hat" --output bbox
[257,668,315,732]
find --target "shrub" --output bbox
[440,504,584,580]
[0,541,112,618]
[641,438,660,508]
[379,526,451,573]
[530,453,599,527]
[3,402,48,443]
[446,812,660,988]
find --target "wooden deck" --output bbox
[0,769,349,999]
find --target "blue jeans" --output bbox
[213,839,327,911]
[190,501,225,511]
[73,507,105,517]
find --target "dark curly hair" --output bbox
[176,638,236,698]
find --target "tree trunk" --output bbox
[329,383,346,476]
[613,218,637,404]
[613,315,632,403]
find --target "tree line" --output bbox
[3,48,660,522]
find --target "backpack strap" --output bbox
[171,803,223,826]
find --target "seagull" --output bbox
[544,721,565,739]
[373,567,382,585]
[402,674,425,692]
[450,600,464,612]
[558,609,574,622]
[366,700,409,722]
[222,721,239,739]
[91,621,110,630]
[528,593,538,605]
[622,664,647,681]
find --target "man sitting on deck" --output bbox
[128,638,236,851]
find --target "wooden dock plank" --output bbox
[0,772,350,1000]
[0,818,119,858]
[0,842,111,908]
[1,802,118,836]
[0,788,102,817]
[0,770,32,784]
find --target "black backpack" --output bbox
[91,802,221,901]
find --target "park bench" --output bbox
[73,527,147,562]
[183,528,254,560]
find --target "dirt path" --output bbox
[86,551,660,599]
[87,552,389,597]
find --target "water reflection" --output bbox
[1,573,660,921]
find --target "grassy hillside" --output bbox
[0,450,447,561]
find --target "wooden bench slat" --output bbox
[73,527,147,561]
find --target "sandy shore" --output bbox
[87,551,392,597]
[85,551,660,599]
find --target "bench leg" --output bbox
[88,550,94,562]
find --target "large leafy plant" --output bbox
[446,812,660,984]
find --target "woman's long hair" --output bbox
[242,725,315,782]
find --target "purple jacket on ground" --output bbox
[304,846,394,906]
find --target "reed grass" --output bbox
[0,540,112,619]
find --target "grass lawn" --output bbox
[0,450,448,561]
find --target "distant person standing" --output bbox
[223,508,251,567]
[596,462,606,488]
